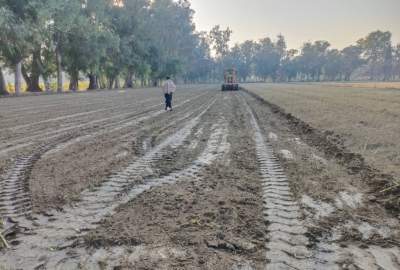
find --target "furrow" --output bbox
[0,93,213,218]
[0,92,209,156]
[0,111,230,270]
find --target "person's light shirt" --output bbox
[162,80,176,94]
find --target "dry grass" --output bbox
[245,83,400,182]
[307,81,400,90]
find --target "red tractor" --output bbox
[221,68,239,91]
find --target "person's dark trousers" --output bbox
[164,93,173,109]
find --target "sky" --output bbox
[189,0,400,50]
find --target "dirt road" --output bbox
[0,86,399,269]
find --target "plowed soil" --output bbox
[0,86,399,270]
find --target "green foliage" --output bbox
[0,0,207,91]
[209,25,232,58]
[221,30,398,82]
[0,0,399,94]
[357,31,393,80]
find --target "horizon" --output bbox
[190,0,400,49]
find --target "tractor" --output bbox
[221,68,239,91]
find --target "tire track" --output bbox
[0,92,213,218]
[0,104,229,270]
[53,122,230,269]
[242,94,314,270]
[4,92,172,132]
[0,91,133,117]
[0,136,78,218]
[0,91,210,157]
[0,96,163,149]
[0,99,124,130]
[43,91,214,156]
[6,97,156,132]
[75,96,217,211]
[314,234,400,270]
[0,102,160,154]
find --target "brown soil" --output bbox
[84,92,268,270]
[242,89,400,246]
[29,91,215,213]
[243,87,400,214]
[1,86,399,269]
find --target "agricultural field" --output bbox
[305,81,400,90]
[246,83,400,184]
[0,85,400,269]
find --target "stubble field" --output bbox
[245,83,400,184]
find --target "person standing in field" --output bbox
[162,76,176,111]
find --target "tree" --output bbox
[281,49,299,82]
[253,37,281,81]
[105,0,150,89]
[383,41,393,81]
[274,34,287,81]
[184,31,214,83]
[358,30,392,80]
[394,44,400,80]
[237,40,257,82]
[0,7,10,95]
[10,0,50,92]
[0,0,34,94]
[208,25,231,80]
[340,45,364,81]
[48,0,85,92]
[209,25,232,58]
[297,41,330,81]
[0,65,7,95]
[59,0,119,91]
[144,0,199,84]
[324,49,342,80]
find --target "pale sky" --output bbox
[189,0,400,50]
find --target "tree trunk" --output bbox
[22,65,41,92]
[0,67,8,95]
[88,74,98,90]
[15,62,22,95]
[124,72,134,88]
[56,45,63,93]
[96,77,101,89]
[99,76,107,89]
[107,77,114,89]
[24,51,42,92]
[114,77,120,89]
[152,79,159,87]
[69,71,79,91]
[43,76,51,92]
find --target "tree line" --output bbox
[214,29,400,83]
[0,0,210,95]
[0,0,399,96]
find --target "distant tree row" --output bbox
[214,30,400,83]
[0,0,211,95]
